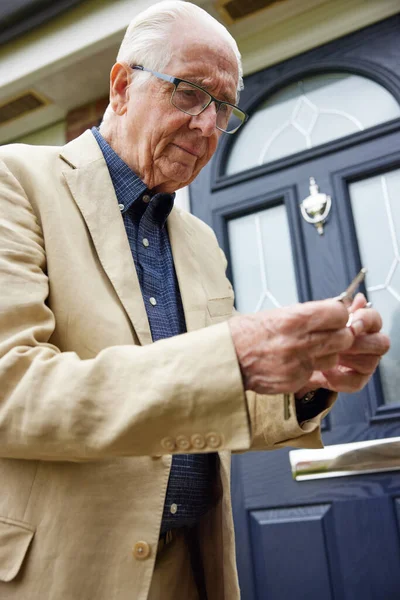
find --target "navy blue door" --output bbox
[190,16,400,600]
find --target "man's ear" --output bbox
[109,62,131,116]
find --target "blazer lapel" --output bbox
[167,207,208,333]
[60,131,152,346]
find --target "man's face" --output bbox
[109,26,239,193]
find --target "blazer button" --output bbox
[161,437,176,452]
[191,434,206,449]
[133,541,151,560]
[206,432,222,449]
[176,435,191,451]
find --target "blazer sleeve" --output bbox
[0,158,333,462]
[214,248,337,452]
[0,159,252,461]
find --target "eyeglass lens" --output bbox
[172,81,244,133]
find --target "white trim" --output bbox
[0,104,65,144]
[0,0,154,96]
[13,121,66,146]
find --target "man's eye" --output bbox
[220,104,233,117]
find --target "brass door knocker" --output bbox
[300,177,332,235]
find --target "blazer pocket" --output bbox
[207,296,234,320]
[0,516,35,582]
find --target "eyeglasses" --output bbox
[132,65,248,134]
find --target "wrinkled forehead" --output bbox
[166,26,239,102]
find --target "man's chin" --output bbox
[161,161,197,189]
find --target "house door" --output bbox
[190,15,400,600]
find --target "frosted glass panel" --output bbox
[228,204,298,314]
[226,73,400,175]
[350,170,400,405]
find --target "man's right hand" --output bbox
[228,299,353,396]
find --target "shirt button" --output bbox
[142,238,149,248]
[191,434,206,450]
[149,297,157,306]
[170,503,178,515]
[161,437,176,451]
[142,194,151,203]
[206,432,222,449]
[118,203,124,211]
[176,435,191,451]
[133,541,151,560]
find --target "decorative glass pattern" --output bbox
[228,204,298,313]
[226,73,400,175]
[350,169,400,405]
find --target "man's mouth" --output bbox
[172,143,201,158]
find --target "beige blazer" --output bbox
[0,131,333,599]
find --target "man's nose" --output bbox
[189,103,218,137]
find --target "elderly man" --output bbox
[0,2,389,599]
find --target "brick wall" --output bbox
[66,96,109,141]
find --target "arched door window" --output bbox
[226,72,400,175]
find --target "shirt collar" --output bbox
[91,127,175,226]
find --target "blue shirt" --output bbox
[91,127,215,534]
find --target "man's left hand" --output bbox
[303,293,390,393]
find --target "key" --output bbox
[336,267,367,307]
[284,268,368,421]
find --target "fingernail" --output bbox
[351,319,365,335]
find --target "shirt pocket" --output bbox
[207,296,234,323]
[0,516,35,582]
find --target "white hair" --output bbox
[100,0,243,127]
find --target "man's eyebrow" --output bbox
[184,76,237,104]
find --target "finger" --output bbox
[348,307,383,334]
[321,366,369,393]
[294,299,349,333]
[348,293,367,313]
[305,328,354,356]
[303,370,334,391]
[338,354,380,375]
[343,332,390,355]
[313,354,339,371]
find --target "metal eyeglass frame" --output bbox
[131,65,248,134]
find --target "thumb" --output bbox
[349,292,367,313]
